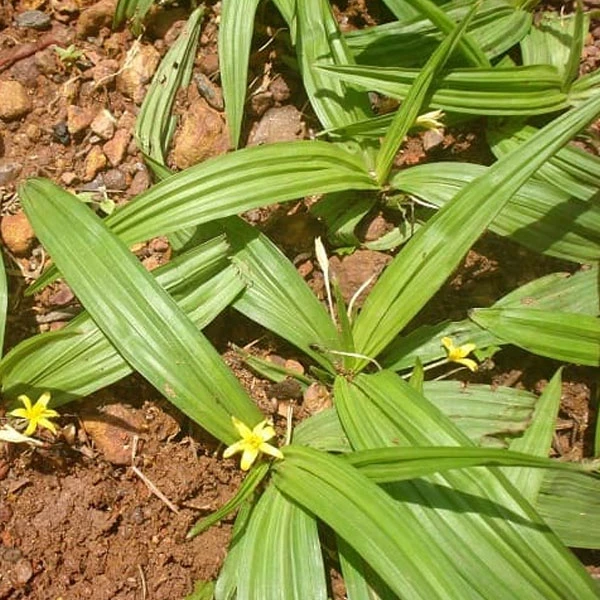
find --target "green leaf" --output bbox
[185,580,215,600]
[29,141,377,293]
[219,0,261,147]
[274,445,473,599]
[390,161,600,263]
[488,121,600,202]
[223,218,340,371]
[337,535,397,600]
[375,2,478,183]
[506,369,563,504]
[1,240,244,407]
[345,0,531,67]
[520,10,589,83]
[136,6,204,165]
[187,462,270,539]
[215,501,253,600]
[310,192,376,247]
[295,0,374,135]
[536,469,600,549]
[333,371,599,598]
[320,64,569,116]
[236,484,328,600]
[108,141,377,246]
[113,0,154,32]
[382,266,600,371]
[400,0,489,67]
[19,178,261,444]
[0,250,6,358]
[292,408,351,453]
[352,92,600,363]
[344,445,584,483]
[470,308,600,366]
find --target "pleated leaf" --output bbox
[382,266,600,370]
[390,161,600,263]
[19,178,261,444]
[375,2,477,183]
[274,445,478,599]
[333,371,599,598]
[292,408,352,453]
[236,484,328,600]
[1,239,244,407]
[136,6,203,165]
[219,0,261,147]
[107,141,376,246]
[352,93,600,363]
[295,0,373,134]
[399,0,489,67]
[344,445,583,483]
[0,250,6,358]
[506,369,563,504]
[520,10,589,82]
[320,64,569,116]
[536,469,600,549]
[345,0,531,67]
[470,308,600,366]
[488,121,600,202]
[28,141,376,293]
[222,217,340,372]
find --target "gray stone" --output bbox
[0,161,21,186]
[16,10,51,30]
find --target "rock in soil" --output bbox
[76,0,115,39]
[16,9,51,29]
[0,81,32,121]
[81,402,147,465]
[103,128,130,166]
[248,105,306,145]
[329,250,392,305]
[0,160,22,186]
[171,98,229,169]
[116,42,160,105]
[67,104,95,136]
[1,211,36,256]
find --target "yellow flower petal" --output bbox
[223,440,244,459]
[37,418,57,434]
[457,358,478,372]
[8,407,29,420]
[231,416,252,438]
[259,442,284,460]
[17,394,32,411]
[240,447,259,471]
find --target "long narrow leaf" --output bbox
[352,91,600,363]
[320,64,569,116]
[390,161,600,263]
[136,6,204,165]
[1,241,244,406]
[506,369,563,503]
[219,0,261,147]
[470,308,600,366]
[375,3,477,183]
[334,371,599,598]
[222,218,340,371]
[236,484,327,600]
[19,179,261,444]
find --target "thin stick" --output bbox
[131,435,179,514]
[138,564,147,600]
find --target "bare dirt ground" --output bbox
[0,1,598,598]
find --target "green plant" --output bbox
[3,0,600,598]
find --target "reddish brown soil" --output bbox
[0,1,598,598]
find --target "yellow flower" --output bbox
[441,337,478,372]
[9,392,59,436]
[223,417,284,471]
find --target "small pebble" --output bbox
[1,212,36,256]
[53,122,70,145]
[103,168,127,190]
[11,558,33,585]
[16,10,51,29]
[0,161,22,186]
